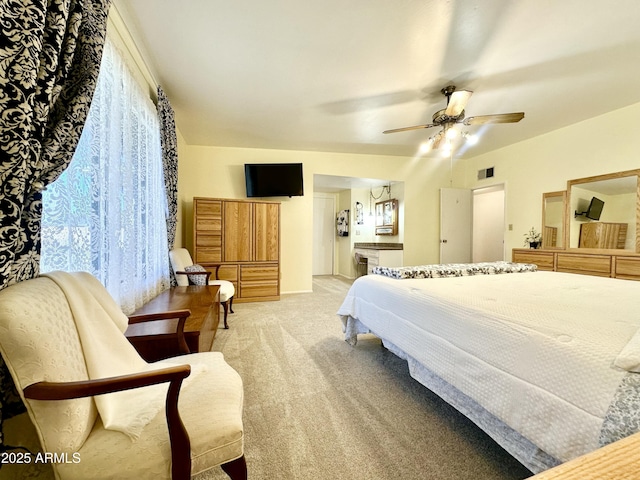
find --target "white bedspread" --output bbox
[337,271,640,465]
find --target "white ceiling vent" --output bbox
[478,167,495,180]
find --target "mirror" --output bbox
[566,169,640,252]
[542,191,566,249]
[375,199,398,235]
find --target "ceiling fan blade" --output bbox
[463,112,524,125]
[383,123,436,134]
[444,90,472,117]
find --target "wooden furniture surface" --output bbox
[125,285,220,361]
[579,222,627,249]
[194,197,280,303]
[512,248,640,280]
[530,431,640,479]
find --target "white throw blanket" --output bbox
[43,271,190,439]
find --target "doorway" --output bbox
[313,195,335,275]
[472,185,505,262]
[440,185,506,263]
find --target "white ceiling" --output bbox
[113,0,640,159]
[313,174,393,193]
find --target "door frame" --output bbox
[472,183,506,262]
[312,193,337,275]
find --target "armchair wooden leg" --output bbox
[229,295,234,314]
[220,455,247,480]
[222,301,229,329]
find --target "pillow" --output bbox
[183,264,209,286]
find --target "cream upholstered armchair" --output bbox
[169,248,235,329]
[0,272,246,480]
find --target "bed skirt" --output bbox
[342,315,560,474]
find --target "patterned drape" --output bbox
[157,86,179,285]
[0,0,111,454]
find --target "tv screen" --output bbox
[244,163,304,197]
[586,196,604,220]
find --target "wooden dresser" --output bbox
[579,222,627,249]
[193,197,280,302]
[512,248,640,280]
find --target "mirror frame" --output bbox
[375,198,398,236]
[542,191,566,249]
[565,169,640,253]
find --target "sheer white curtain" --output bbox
[41,38,170,314]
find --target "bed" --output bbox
[337,263,640,473]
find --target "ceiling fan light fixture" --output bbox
[419,141,432,154]
[462,132,478,145]
[445,126,458,140]
[382,85,524,154]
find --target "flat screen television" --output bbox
[244,163,304,197]
[586,196,605,220]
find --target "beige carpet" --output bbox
[196,275,533,480]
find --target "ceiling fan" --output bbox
[383,85,524,149]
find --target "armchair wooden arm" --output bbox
[23,365,192,480]
[128,309,191,355]
[176,264,222,280]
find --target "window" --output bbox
[41,38,169,314]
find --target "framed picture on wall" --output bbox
[337,209,349,236]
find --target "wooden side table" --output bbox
[125,285,220,362]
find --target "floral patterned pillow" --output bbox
[372,261,537,279]
[184,264,208,285]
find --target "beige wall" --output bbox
[333,183,406,279]
[175,144,453,293]
[460,102,640,255]
[177,103,640,293]
[110,5,640,293]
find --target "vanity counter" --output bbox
[354,242,403,250]
[354,243,403,275]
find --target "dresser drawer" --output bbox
[196,234,221,247]
[240,264,279,281]
[195,218,221,232]
[217,264,238,282]
[355,248,379,260]
[195,248,222,263]
[240,282,279,298]
[615,257,640,280]
[512,250,554,271]
[195,200,222,217]
[557,254,611,275]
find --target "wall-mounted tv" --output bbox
[244,163,304,198]
[586,196,605,220]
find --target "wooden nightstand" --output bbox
[125,285,220,361]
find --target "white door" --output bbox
[472,185,505,262]
[313,196,335,275]
[440,188,472,263]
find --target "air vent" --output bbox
[477,167,495,180]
